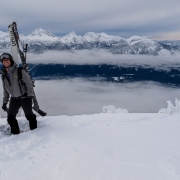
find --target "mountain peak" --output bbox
[65,31,78,38]
[128,35,148,41]
[60,31,85,44]
[29,28,56,37]
[127,35,154,46]
[69,31,76,35]
[84,32,124,42]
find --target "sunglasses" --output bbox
[0,54,11,60]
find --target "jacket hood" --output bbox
[1,61,17,74]
[0,53,15,67]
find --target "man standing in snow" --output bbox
[0,52,37,134]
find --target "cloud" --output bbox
[154,31,180,41]
[26,50,180,70]
[1,49,180,70]
[0,0,180,39]
[0,79,179,117]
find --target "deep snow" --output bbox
[0,113,180,180]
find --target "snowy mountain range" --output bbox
[0,28,179,55]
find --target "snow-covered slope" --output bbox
[0,31,9,40]
[159,40,180,48]
[0,113,180,180]
[0,29,179,55]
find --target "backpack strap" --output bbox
[18,67,28,95]
[18,67,26,86]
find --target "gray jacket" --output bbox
[1,63,34,104]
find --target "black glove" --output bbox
[2,103,8,112]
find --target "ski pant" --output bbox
[7,97,37,134]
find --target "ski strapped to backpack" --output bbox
[8,22,46,116]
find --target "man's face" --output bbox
[2,59,11,68]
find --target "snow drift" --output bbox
[0,113,180,180]
[159,99,180,114]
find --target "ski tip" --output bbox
[8,22,17,28]
[38,110,47,116]
[33,106,47,116]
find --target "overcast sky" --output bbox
[0,0,180,40]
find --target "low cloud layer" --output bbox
[0,79,180,117]
[1,49,179,70]
[26,50,180,70]
[0,0,180,39]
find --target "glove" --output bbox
[2,103,8,112]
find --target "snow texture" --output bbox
[102,105,129,113]
[0,113,180,180]
[159,99,180,114]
